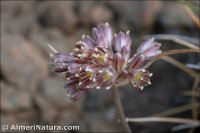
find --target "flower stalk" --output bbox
[112,86,131,132]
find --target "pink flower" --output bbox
[50,23,161,101]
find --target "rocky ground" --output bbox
[1,1,199,133]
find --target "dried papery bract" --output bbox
[49,23,162,101]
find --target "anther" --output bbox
[82,34,85,39]
[96,86,100,89]
[74,48,79,51]
[106,86,111,90]
[50,53,54,57]
[149,73,153,77]
[105,22,109,26]
[140,87,144,90]
[95,47,98,52]
[126,30,130,34]
[98,70,103,73]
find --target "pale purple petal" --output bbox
[115,70,129,86]
[51,53,74,73]
[81,35,96,49]
[53,53,74,64]
[129,54,146,70]
[129,69,152,90]
[92,23,113,48]
[68,63,82,73]
[113,53,125,72]
[113,31,131,52]
[137,38,161,60]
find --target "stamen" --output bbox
[86,86,90,88]
[126,30,130,34]
[78,54,82,57]
[98,70,103,73]
[95,47,98,52]
[96,86,101,89]
[105,22,109,26]
[157,43,162,46]
[141,69,146,72]
[74,48,79,51]
[50,53,54,57]
[140,87,144,90]
[104,54,108,58]
[149,73,153,77]
[76,41,82,44]
[106,86,111,90]
[82,34,85,39]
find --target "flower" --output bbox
[49,23,161,101]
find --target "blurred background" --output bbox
[1,1,199,133]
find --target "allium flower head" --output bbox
[50,23,161,101]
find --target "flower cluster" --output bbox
[50,23,161,101]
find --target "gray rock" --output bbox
[108,1,162,32]
[1,34,48,91]
[34,94,58,123]
[38,77,73,108]
[159,2,194,27]
[81,113,121,132]
[29,27,90,59]
[1,1,38,36]
[1,81,33,112]
[37,1,78,33]
[78,2,113,25]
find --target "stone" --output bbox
[78,2,113,25]
[158,2,194,28]
[34,94,58,124]
[55,109,81,126]
[1,81,33,112]
[37,1,78,33]
[29,27,90,59]
[1,1,38,36]
[107,1,162,32]
[83,88,111,111]
[81,113,121,132]
[1,34,48,91]
[38,77,74,108]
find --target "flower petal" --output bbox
[79,35,96,50]
[113,53,125,72]
[68,63,82,73]
[115,70,129,86]
[94,69,115,89]
[129,54,146,70]
[50,53,74,73]
[129,69,152,90]
[92,23,113,48]
[65,84,87,101]
[113,31,131,52]
[137,38,161,60]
